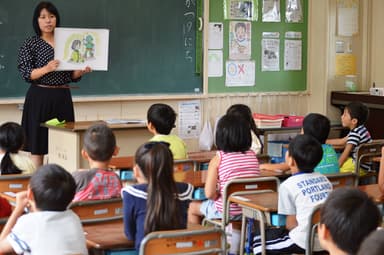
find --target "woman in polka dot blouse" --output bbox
[18,1,91,168]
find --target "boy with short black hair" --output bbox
[253,134,333,254]
[72,123,122,201]
[147,103,187,159]
[327,101,372,173]
[318,187,381,255]
[261,113,339,174]
[0,164,88,254]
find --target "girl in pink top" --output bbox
[188,114,260,224]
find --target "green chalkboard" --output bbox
[0,0,202,98]
[208,0,307,93]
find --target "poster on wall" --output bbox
[224,0,258,21]
[284,39,302,71]
[225,60,255,87]
[54,28,109,71]
[178,100,201,139]
[262,0,281,22]
[208,23,224,49]
[229,21,251,60]
[262,38,280,71]
[285,0,303,23]
[208,50,223,77]
[337,0,359,36]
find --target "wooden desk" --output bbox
[43,121,151,171]
[358,184,384,204]
[84,220,134,251]
[229,192,278,255]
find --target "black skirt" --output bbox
[21,85,75,155]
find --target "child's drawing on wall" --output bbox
[229,21,251,60]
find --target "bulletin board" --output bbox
[208,0,308,93]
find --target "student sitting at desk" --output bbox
[226,104,263,155]
[146,103,187,160]
[121,142,193,251]
[72,123,122,201]
[327,101,372,174]
[0,122,35,175]
[318,187,381,255]
[0,164,88,254]
[189,115,260,254]
[261,113,339,174]
[253,134,333,255]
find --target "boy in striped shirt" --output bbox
[327,101,372,174]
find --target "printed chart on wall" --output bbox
[178,100,201,139]
[208,0,307,93]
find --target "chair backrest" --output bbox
[355,140,384,184]
[325,172,357,189]
[69,197,123,224]
[222,177,280,228]
[305,204,323,255]
[0,174,31,193]
[139,227,226,255]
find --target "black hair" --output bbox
[147,103,176,135]
[226,104,263,152]
[288,134,323,173]
[0,122,24,175]
[83,123,116,162]
[235,22,246,31]
[357,229,384,255]
[32,1,60,36]
[345,101,369,126]
[302,113,330,144]
[134,142,182,234]
[215,114,251,153]
[320,187,381,255]
[30,164,76,211]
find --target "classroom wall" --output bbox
[0,0,381,153]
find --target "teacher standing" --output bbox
[18,1,91,168]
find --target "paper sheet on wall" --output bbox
[225,60,255,87]
[335,54,356,76]
[262,0,281,22]
[178,100,201,139]
[262,38,280,71]
[208,50,223,77]
[284,39,302,71]
[208,23,223,49]
[337,0,359,36]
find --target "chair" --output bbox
[325,172,357,189]
[305,204,323,255]
[0,174,31,193]
[69,197,123,224]
[139,227,226,255]
[203,177,280,230]
[355,140,384,185]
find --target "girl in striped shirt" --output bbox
[188,114,260,223]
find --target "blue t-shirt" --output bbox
[121,182,193,250]
[314,144,340,174]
